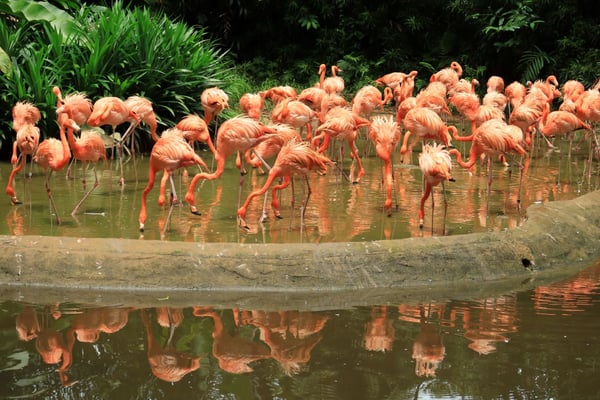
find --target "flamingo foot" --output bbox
[238,217,250,231]
[259,213,268,224]
[190,206,201,216]
[170,193,182,206]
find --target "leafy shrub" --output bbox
[0,0,235,155]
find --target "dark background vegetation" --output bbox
[1,0,599,159]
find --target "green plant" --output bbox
[518,46,553,83]
[0,0,235,156]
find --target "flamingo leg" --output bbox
[45,171,61,225]
[442,181,448,234]
[271,176,292,219]
[65,158,76,180]
[300,175,312,222]
[27,155,35,179]
[348,138,364,184]
[517,157,525,212]
[72,165,99,216]
[139,169,158,232]
[430,185,435,235]
[162,180,177,237]
[486,156,493,212]
[259,188,270,224]
[419,184,432,229]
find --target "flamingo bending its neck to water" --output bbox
[237,139,333,229]
[184,116,276,216]
[61,117,107,216]
[368,115,402,216]
[139,134,209,233]
[418,143,454,229]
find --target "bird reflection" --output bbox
[192,307,271,374]
[363,306,395,352]
[410,305,446,378]
[455,296,518,355]
[15,304,76,386]
[239,309,329,375]
[141,308,202,382]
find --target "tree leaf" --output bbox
[0,47,12,76]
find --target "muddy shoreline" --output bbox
[1,190,599,310]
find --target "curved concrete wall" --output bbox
[1,190,599,309]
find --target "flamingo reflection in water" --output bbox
[192,307,271,374]
[239,310,329,375]
[141,308,201,382]
[363,306,395,353]
[15,305,76,386]
[398,303,447,378]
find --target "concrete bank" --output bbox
[1,190,599,309]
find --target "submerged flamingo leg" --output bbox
[72,166,100,216]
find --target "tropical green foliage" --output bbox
[133,0,598,94]
[0,0,234,153]
[1,0,599,156]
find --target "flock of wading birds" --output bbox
[4,62,600,233]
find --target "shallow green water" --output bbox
[2,131,598,243]
[2,128,600,398]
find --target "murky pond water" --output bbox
[2,124,600,398]
[1,259,600,399]
[2,127,599,242]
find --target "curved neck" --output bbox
[448,148,476,169]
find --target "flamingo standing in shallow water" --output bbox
[538,102,592,155]
[449,118,528,207]
[400,107,456,160]
[138,134,209,233]
[5,123,40,205]
[311,107,370,183]
[418,143,455,229]
[60,117,107,216]
[155,115,212,208]
[33,118,73,224]
[184,116,276,216]
[368,115,402,216]
[237,139,333,229]
[271,98,317,141]
[53,87,94,180]
[87,96,141,185]
[9,101,41,181]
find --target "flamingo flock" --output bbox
[4,64,600,235]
